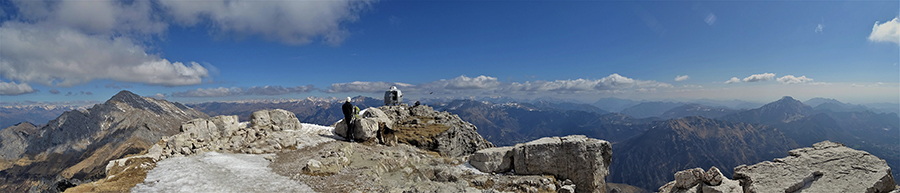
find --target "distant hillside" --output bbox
[719,96,814,125]
[659,103,737,119]
[592,97,640,112]
[619,102,684,118]
[0,105,84,130]
[433,100,653,146]
[609,116,797,190]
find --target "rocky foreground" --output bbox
[62,103,898,193]
[658,141,897,193]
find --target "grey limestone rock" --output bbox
[0,122,38,159]
[512,135,612,193]
[674,168,704,189]
[700,178,742,193]
[733,141,895,193]
[376,104,494,157]
[160,109,312,157]
[660,167,743,193]
[469,146,514,173]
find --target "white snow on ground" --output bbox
[294,123,342,149]
[132,152,314,193]
[133,123,339,193]
[460,161,488,175]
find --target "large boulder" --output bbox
[469,146,514,173]
[512,135,612,193]
[734,141,896,193]
[377,104,494,157]
[332,107,386,142]
[252,109,302,131]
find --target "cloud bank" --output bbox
[674,75,690,82]
[172,85,315,97]
[322,74,672,95]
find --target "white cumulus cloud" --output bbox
[724,77,741,84]
[0,23,210,87]
[0,80,36,95]
[869,17,900,45]
[776,75,813,84]
[160,0,374,45]
[325,81,413,93]
[742,73,775,82]
[674,75,690,82]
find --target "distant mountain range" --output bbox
[0,105,91,130]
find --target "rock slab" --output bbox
[512,135,612,193]
[469,146,514,173]
[733,141,896,193]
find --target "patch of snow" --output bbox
[294,123,342,148]
[132,152,314,193]
[459,161,487,175]
[358,108,367,116]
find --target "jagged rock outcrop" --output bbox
[734,141,896,193]
[334,104,494,157]
[657,167,742,193]
[0,122,38,160]
[158,109,325,157]
[470,135,613,193]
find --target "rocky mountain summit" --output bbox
[333,104,494,157]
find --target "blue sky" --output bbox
[1,0,898,104]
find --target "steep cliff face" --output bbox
[0,90,208,192]
[609,116,798,190]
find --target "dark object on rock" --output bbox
[414,101,420,107]
[56,179,77,192]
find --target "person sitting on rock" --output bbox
[342,97,355,142]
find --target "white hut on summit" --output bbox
[384,86,403,106]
